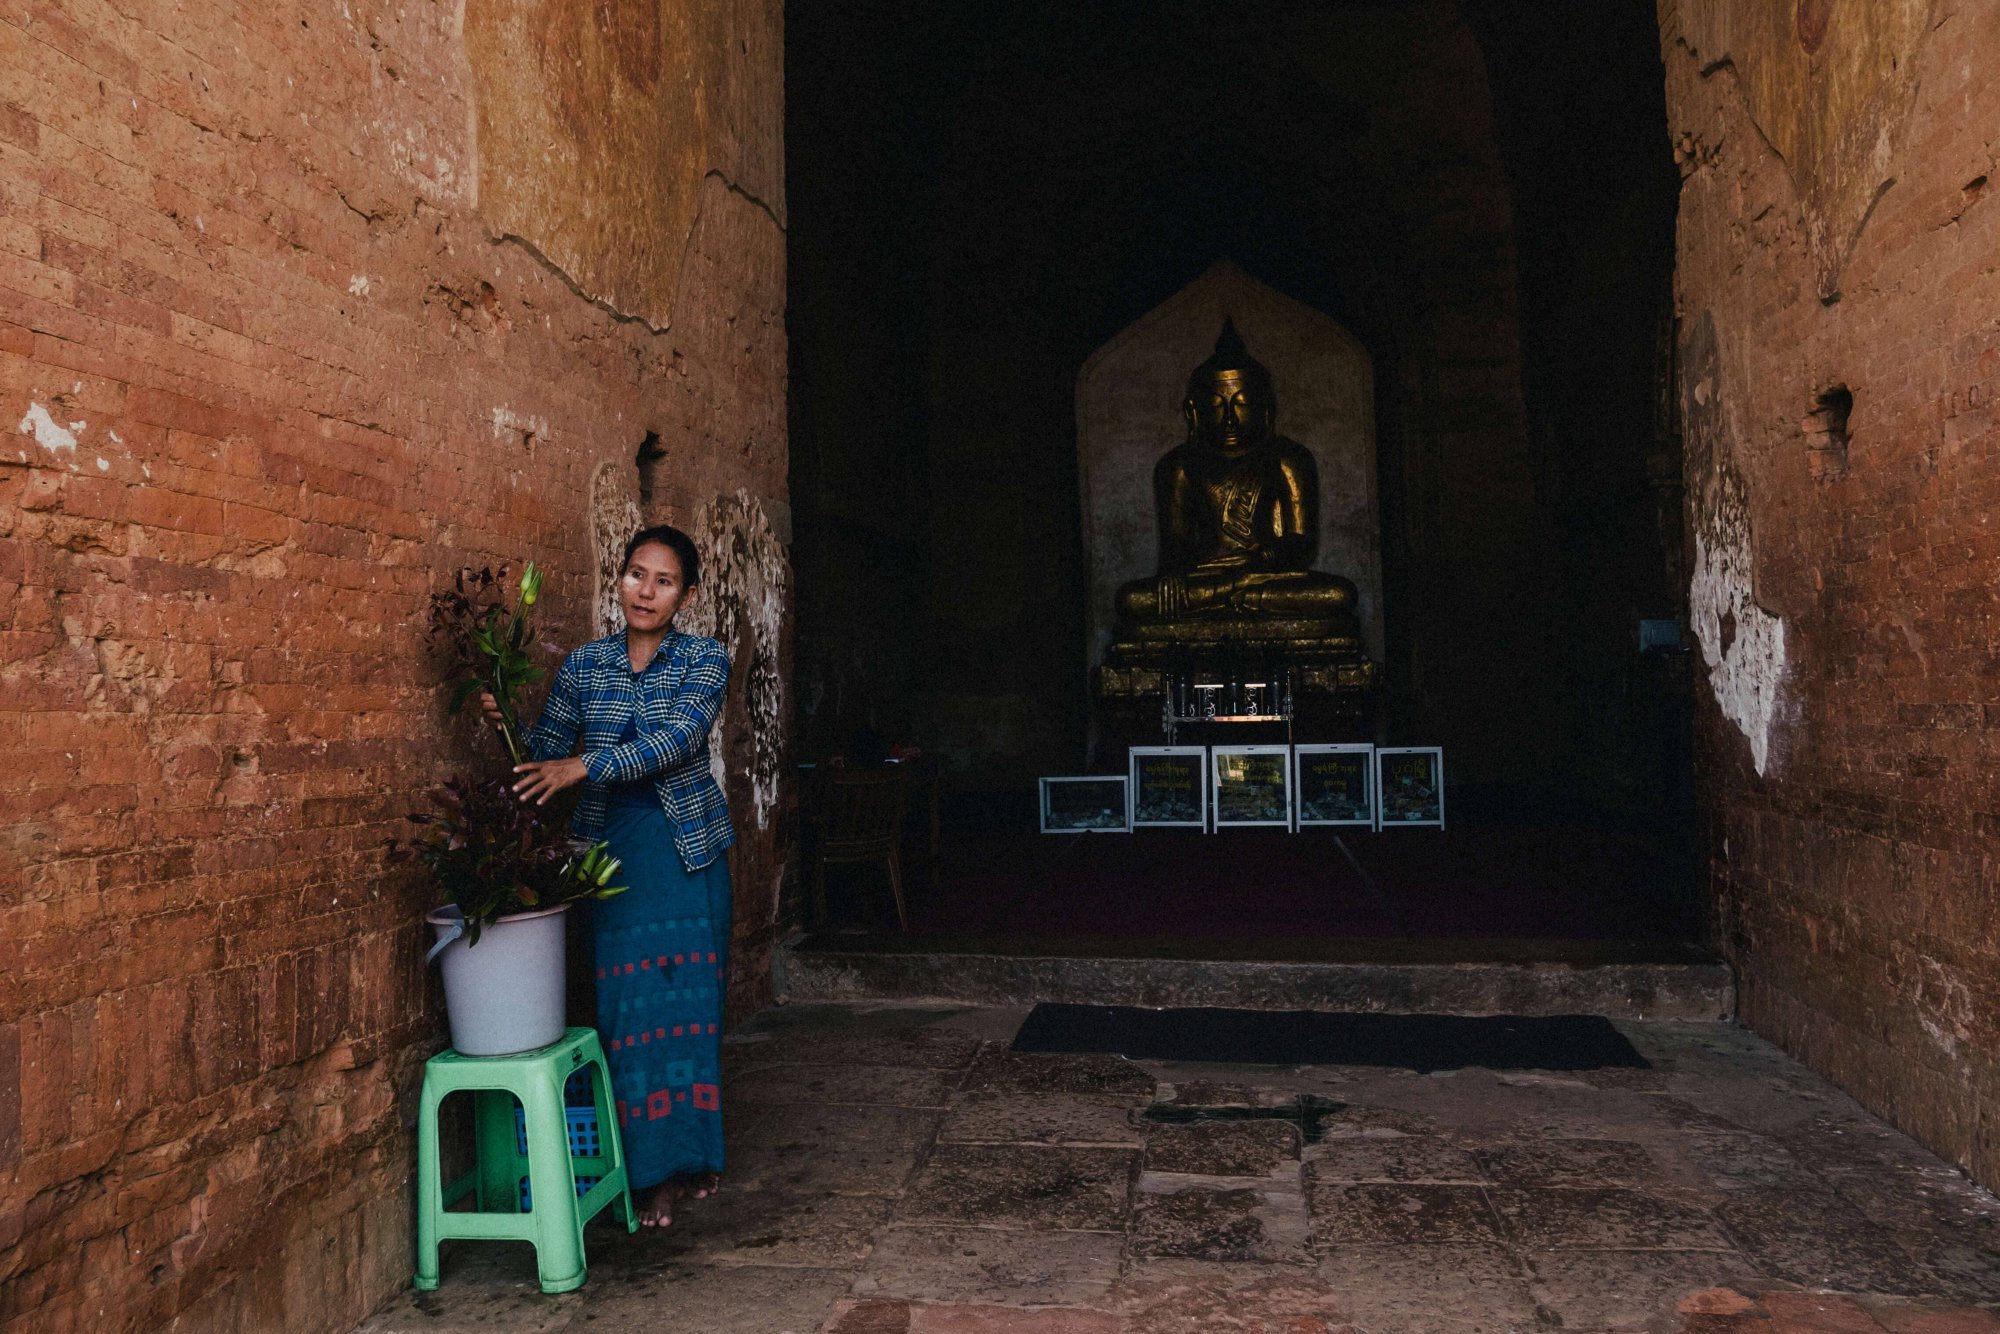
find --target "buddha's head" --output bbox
[1184,318,1276,456]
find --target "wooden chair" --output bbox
[805,767,911,930]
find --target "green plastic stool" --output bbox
[414,1027,636,1294]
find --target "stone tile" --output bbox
[355,1245,585,1332]
[826,1299,915,1334]
[1857,1299,2000,1332]
[1306,1137,1487,1183]
[1474,1138,1659,1188]
[733,1102,943,1154]
[900,1144,1136,1231]
[1824,1164,2000,1237]
[1715,1188,1948,1295]
[1521,1249,1775,1330]
[728,1062,962,1108]
[1158,1079,1299,1108]
[1646,1095,1755,1137]
[852,1225,1124,1307]
[1758,1292,1892,1333]
[725,1025,983,1073]
[724,1104,771,1147]
[1681,1129,1824,1192]
[1470,1088,1689,1145]
[961,1049,1158,1100]
[1146,1120,1299,1176]
[576,1262,853,1332]
[907,1304,1122,1333]
[1576,1066,1673,1091]
[1308,1184,1504,1245]
[920,1006,1038,1044]
[1131,1182,1312,1264]
[1312,1102,1442,1138]
[1897,1220,2000,1304]
[586,1189,888,1269]
[1314,1244,1538,1331]
[1779,1115,1949,1182]
[1115,1261,1356,1333]
[1802,1155,2000,1299]
[831,1299,1126,1332]
[726,1142,924,1197]
[938,1092,1143,1147]
[1489,1188,1731,1250]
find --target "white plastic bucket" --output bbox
[424,903,569,1056]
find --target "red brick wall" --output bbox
[0,3,786,1330]
[1661,0,2000,1189]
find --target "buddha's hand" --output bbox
[513,757,588,805]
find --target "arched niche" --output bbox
[1076,261,1384,672]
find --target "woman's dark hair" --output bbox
[622,524,701,586]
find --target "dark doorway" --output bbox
[786,1,1690,949]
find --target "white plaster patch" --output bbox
[18,402,79,455]
[1691,470,1786,775]
[587,461,642,638]
[491,405,549,445]
[682,491,791,832]
[348,274,371,296]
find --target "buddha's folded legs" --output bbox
[1117,569,1356,624]
[1227,570,1357,616]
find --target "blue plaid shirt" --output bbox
[524,631,735,872]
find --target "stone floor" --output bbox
[357,1002,2000,1333]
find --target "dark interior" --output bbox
[785,0,1692,946]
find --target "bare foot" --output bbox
[689,1172,723,1200]
[635,1180,679,1227]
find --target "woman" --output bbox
[488,525,734,1228]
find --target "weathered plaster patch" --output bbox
[588,461,642,638]
[682,491,789,831]
[1691,467,1786,775]
[18,403,80,455]
[491,406,549,446]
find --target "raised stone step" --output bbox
[778,934,1734,1021]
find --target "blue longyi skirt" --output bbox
[591,799,732,1191]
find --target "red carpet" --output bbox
[878,823,1687,942]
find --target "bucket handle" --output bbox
[425,918,464,966]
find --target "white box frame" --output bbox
[1294,743,1377,828]
[1128,746,1208,829]
[1210,744,1294,829]
[1375,746,1445,829]
[1039,775,1132,833]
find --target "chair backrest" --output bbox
[817,768,908,850]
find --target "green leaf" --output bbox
[447,677,483,714]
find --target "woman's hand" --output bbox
[512,756,588,805]
[479,690,508,729]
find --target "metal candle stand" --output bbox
[1162,669,1295,747]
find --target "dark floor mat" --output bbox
[1012,1003,1649,1071]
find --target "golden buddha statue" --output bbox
[1111,319,1360,651]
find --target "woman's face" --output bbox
[620,541,695,633]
